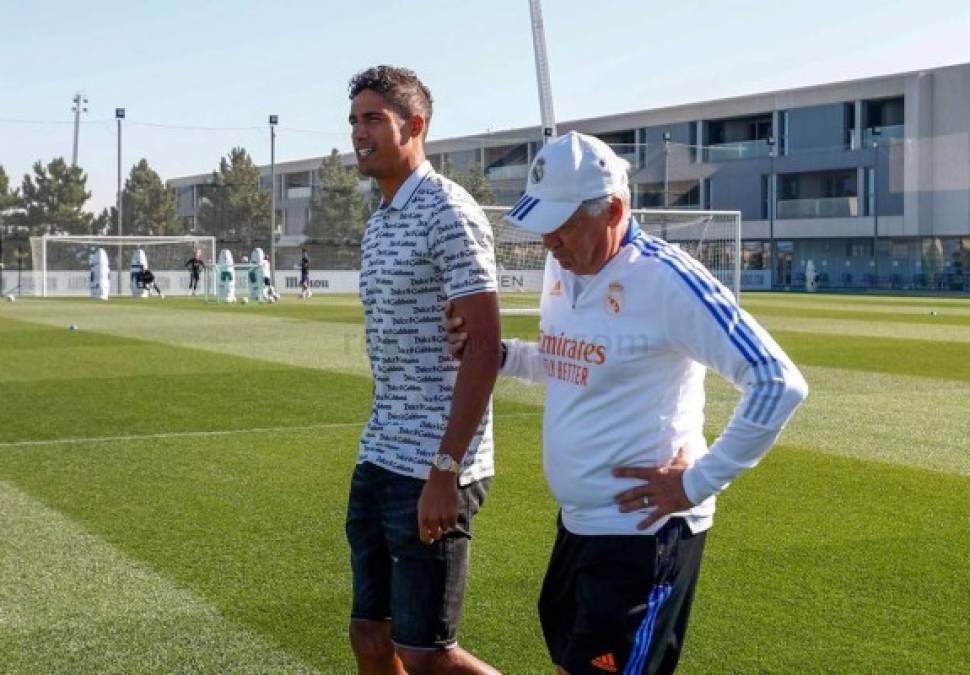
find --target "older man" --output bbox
[448,131,807,674]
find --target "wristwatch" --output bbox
[431,453,461,473]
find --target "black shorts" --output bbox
[538,516,706,675]
[345,461,490,650]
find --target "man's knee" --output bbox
[349,620,394,661]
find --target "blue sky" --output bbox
[3,0,970,211]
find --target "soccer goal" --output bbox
[484,205,742,315]
[28,235,216,298]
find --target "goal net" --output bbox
[485,206,741,314]
[28,235,216,298]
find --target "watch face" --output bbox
[434,454,458,472]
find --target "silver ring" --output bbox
[641,495,650,506]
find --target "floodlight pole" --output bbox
[767,135,776,288]
[116,108,125,295]
[662,132,671,209]
[269,115,278,278]
[71,92,88,166]
[528,0,556,143]
[871,127,881,289]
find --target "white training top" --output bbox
[502,220,808,535]
[358,161,498,485]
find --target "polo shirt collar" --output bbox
[380,160,433,211]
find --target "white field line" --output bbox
[0,412,543,449]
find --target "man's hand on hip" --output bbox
[417,469,460,544]
[612,446,694,531]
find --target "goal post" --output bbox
[484,205,742,314]
[28,235,216,298]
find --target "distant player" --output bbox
[136,267,164,298]
[261,254,280,302]
[185,250,206,296]
[299,248,312,299]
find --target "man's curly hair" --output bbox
[348,65,433,136]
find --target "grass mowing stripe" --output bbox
[0,303,373,377]
[0,480,320,674]
[680,444,969,674]
[0,412,544,450]
[1,431,966,672]
[743,292,970,309]
[750,304,970,326]
[705,364,970,476]
[770,330,970,382]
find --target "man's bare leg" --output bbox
[349,619,406,675]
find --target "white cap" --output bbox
[503,131,630,235]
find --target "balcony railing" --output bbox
[486,164,529,180]
[703,139,773,162]
[864,125,904,146]
[286,186,312,200]
[776,196,859,219]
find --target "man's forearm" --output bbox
[500,338,545,384]
[438,338,500,462]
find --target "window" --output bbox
[847,240,869,258]
[780,110,789,156]
[761,175,770,219]
[742,241,768,270]
[865,168,875,216]
[844,103,857,149]
[635,181,699,209]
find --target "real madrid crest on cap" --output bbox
[605,281,624,315]
[531,157,545,184]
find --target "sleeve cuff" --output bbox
[682,465,716,505]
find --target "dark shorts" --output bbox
[300,271,310,284]
[539,516,706,675]
[345,461,490,650]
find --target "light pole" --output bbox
[15,246,28,296]
[269,114,278,277]
[71,92,88,166]
[116,108,125,295]
[766,135,776,287]
[662,131,671,209]
[871,126,881,289]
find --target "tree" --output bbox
[308,148,367,242]
[461,161,495,206]
[93,207,117,237]
[0,165,20,213]
[440,159,495,206]
[121,159,183,236]
[196,147,270,245]
[0,164,22,271]
[13,158,94,235]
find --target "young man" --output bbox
[299,248,312,299]
[137,267,164,298]
[260,254,280,302]
[345,65,501,675]
[184,250,205,296]
[446,132,808,674]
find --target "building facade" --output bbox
[169,63,970,291]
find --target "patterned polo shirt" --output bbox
[358,160,497,485]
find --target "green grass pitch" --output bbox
[0,292,968,673]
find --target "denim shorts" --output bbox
[345,461,491,650]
